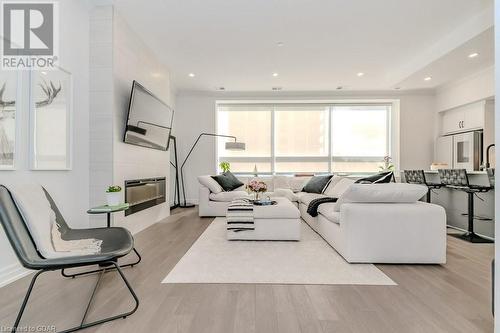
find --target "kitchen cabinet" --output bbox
[440,101,486,135]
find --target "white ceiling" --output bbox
[114,0,494,92]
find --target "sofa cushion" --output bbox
[272,188,299,202]
[290,177,310,192]
[209,191,249,202]
[212,172,244,191]
[334,183,428,212]
[317,203,340,224]
[273,176,291,190]
[302,175,333,194]
[198,175,224,193]
[298,192,328,205]
[323,177,355,197]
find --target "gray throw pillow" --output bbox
[211,172,244,191]
[302,175,333,194]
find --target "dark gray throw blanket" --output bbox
[307,197,338,217]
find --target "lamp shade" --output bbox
[225,141,246,151]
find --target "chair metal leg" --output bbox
[12,262,139,333]
[12,270,45,333]
[61,248,142,279]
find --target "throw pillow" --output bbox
[355,171,394,184]
[323,177,355,197]
[211,171,244,191]
[198,175,223,193]
[322,176,342,194]
[334,183,428,212]
[302,175,333,194]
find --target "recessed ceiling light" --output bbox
[277,42,284,47]
[468,52,479,58]
[272,87,282,91]
[424,76,432,81]
[188,73,195,77]
[357,72,364,77]
[272,72,279,77]
[41,71,47,75]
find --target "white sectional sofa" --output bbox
[198,175,447,264]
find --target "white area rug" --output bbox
[163,218,396,285]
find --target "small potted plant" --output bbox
[106,185,122,206]
[219,161,230,173]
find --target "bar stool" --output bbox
[438,169,493,243]
[403,170,442,203]
[487,168,495,188]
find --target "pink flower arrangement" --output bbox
[247,179,267,193]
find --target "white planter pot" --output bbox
[106,191,122,206]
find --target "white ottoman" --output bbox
[227,197,301,241]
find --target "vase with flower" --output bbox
[246,179,267,201]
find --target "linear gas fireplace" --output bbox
[124,177,166,216]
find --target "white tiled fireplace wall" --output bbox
[90,5,173,234]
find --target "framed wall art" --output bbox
[30,67,73,170]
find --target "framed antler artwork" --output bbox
[0,70,19,170]
[29,67,73,170]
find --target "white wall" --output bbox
[89,6,173,234]
[112,10,173,234]
[0,0,91,287]
[174,91,436,203]
[435,66,494,112]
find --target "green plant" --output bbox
[219,161,231,173]
[106,185,122,193]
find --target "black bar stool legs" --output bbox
[450,191,493,243]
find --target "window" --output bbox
[216,102,396,174]
[275,105,329,173]
[217,105,272,173]
[331,105,389,173]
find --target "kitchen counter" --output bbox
[401,170,494,239]
[424,170,487,175]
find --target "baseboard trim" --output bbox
[0,263,30,289]
[447,225,495,241]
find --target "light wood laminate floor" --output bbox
[0,207,494,333]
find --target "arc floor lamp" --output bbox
[179,133,246,208]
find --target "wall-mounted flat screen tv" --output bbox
[123,80,174,151]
